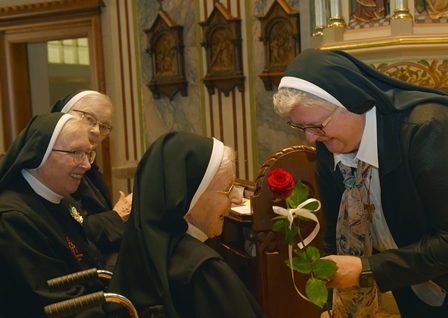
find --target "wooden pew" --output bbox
[209,145,325,318]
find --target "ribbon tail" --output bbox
[288,244,312,302]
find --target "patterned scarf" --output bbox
[332,161,378,317]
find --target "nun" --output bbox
[273,48,448,317]
[107,131,266,318]
[51,90,132,271]
[0,113,106,317]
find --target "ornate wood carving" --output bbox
[144,10,188,100]
[199,2,245,96]
[258,0,300,91]
[0,0,104,26]
[257,231,278,253]
[251,145,318,232]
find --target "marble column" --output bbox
[328,0,346,27]
[392,0,413,19]
[313,0,326,36]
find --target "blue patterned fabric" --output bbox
[333,161,378,317]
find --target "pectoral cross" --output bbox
[364,203,375,222]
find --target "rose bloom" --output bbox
[267,168,295,199]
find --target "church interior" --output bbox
[0,0,447,317]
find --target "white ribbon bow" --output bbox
[272,198,321,302]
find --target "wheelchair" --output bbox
[44,268,138,318]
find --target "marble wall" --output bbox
[136,0,310,181]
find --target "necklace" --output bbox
[363,166,375,222]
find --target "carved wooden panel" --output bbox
[199,2,245,96]
[145,10,187,100]
[258,0,300,91]
[372,59,448,91]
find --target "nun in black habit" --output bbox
[274,48,448,317]
[107,131,266,318]
[0,113,106,318]
[51,90,132,271]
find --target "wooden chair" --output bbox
[251,145,325,318]
[211,145,325,318]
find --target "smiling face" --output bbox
[68,94,113,150]
[289,104,366,154]
[30,123,92,197]
[185,165,242,238]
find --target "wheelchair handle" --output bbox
[44,291,139,318]
[47,268,113,292]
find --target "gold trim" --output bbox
[319,37,448,51]
[328,22,347,28]
[391,8,412,20]
[328,16,346,28]
[312,31,324,37]
[329,16,344,20]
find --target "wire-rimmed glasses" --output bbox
[287,107,338,136]
[216,183,235,198]
[52,149,97,164]
[72,110,113,136]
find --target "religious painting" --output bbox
[200,2,245,96]
[258,0,300,90]
[144,10,187,100]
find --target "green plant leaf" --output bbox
[292,248,307,258]
[303,201,319,211]
[284,227,296,245]
[288,180,308,208]
[305,246,321,261]
[311,259,339,279]
[272,219,287,232]
[285,257,311,274]
[306,278,328,308]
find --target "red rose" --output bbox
[267,168,295,199]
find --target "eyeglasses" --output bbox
[287,107,338,136]
[216,183,235,198]
[72,110,113,136]
[52,149,97,164]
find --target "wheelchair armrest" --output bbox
[47,268,113,292]
[44,291,138,318]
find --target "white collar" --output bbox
[21,169,64,204]
[334,106,379,169]
[186,222,208,242]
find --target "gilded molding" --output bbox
[319,37,448,51]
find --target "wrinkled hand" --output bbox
[321,255,362,289]
[113,191,133,222]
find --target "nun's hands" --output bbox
[113,191,133,222]
[320,255,362,289]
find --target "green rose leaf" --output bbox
[285,256,311,274]
[306,278,328,308]
[311,259,339,279]
[287,181,308,208]
[272,219,287,232]
[303,201,319,211]
[293,248,307,259]
[285,227,296,246]
[305,246,321,262]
